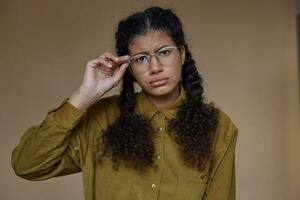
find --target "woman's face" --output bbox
[128,30,185,99]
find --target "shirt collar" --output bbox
[135,84,186,120]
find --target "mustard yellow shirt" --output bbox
[12,87,238,200]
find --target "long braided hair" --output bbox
[94,6,219,173]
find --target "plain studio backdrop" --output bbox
[0,0,299,199]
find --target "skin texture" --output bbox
[128,30,185,108]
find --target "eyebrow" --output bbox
[130,45,173,57]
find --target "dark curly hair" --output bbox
[94,6,219,173]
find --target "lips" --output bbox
[149,78,169,87]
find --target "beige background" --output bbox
[1,0,299,199]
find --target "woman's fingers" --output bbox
[88,53,130,77]
[80,53,131,102]
[117,55,130,63]
[112,62,129,84]
[100,53,130,65]
[101,52,119,63]
[89,58,110,69]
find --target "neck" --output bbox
[146,85,180,109]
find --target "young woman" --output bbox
[12,6,238,200]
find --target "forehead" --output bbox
[128,30,175,54]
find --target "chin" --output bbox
[145,84,178,97]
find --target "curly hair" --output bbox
[94,6,219,173]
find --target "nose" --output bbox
[148,55,163,74]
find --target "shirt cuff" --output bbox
[47,98,86,130]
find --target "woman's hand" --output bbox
[68,52,130,111]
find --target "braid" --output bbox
[181,49,204,102]
[119,70,136,113]
[168,47,219,170]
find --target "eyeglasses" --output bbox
[128,45,181,73]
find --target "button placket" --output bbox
[156,111,166,132]
[148,111,165,196]
[153,111,166,164]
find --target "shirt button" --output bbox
[151,183,156,189]
[157,155,161,159]
[159,127,163,131]
[158,112,165,118]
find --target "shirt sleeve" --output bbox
[204,114,238,200]
[11,98,86,181]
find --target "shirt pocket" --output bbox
[175,166,209,200]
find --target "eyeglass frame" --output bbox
[127,45,184,73]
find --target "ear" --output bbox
[180,46,186,66]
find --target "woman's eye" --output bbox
[135,56,148,63]
[158,49,171,56]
